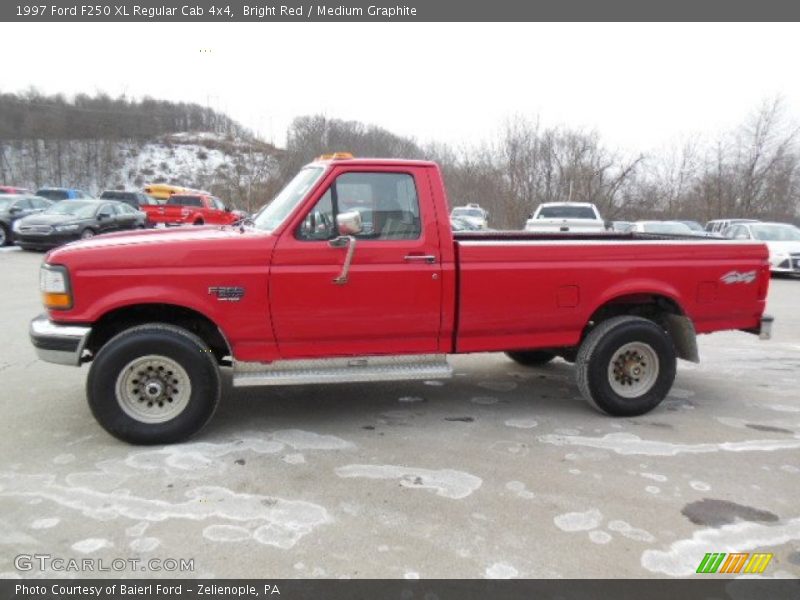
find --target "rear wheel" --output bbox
[81,228,95,240]
[87,324,220,444]
[575,316,676,416]
[505,350,556,366]
[0,223,9,246]
[193,219,204,226]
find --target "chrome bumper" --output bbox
[29,314,91,366]
[759,314,774,340]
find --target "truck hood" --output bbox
[46,226,273,268]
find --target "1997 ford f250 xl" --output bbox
[30,154,774,444]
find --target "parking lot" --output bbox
[0,245,798,579]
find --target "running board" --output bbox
[232,354,452,387]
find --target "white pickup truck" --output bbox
[524,202,605,233]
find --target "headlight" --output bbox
[54,224,80,232]
[770,252,790,265]
[40,264,72,310]
[12,220,22,232]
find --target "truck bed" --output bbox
[452,230,768,353]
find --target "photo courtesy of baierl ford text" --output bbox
[1,2,799,598]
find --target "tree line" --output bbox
[0,90,248,140]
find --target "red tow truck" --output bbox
[144,193,239,226]
[31,154,773,444]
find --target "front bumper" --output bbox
[15,233,81,249]
[29,314,91,366]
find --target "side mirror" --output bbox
[336,210,363,236]
[224,205,232,212]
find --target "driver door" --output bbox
[269,167,443,359]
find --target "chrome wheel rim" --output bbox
[115,355,191,423]
[607,342,659,398]
[81,229,94,239]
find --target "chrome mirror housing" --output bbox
[336,210,362,236]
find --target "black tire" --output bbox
[575,316,676,417]
[193,219,204,226]
[506,350,557,366]
[81,228,96,240]
[87,324,220,444]
[0,223,9,246]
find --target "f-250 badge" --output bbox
[720,271,757,284]
[208,286,246,301]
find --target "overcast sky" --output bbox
[4,22,800,154]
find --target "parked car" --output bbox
[14,199,146,250]
[35,187,92,201]
[629,221,696,235]
[705,218,758,235]
[0,194,52,246]
[146,193,239,227]
[31,155,772,444]
[450,204,489,229]
[451,216,483,232]
[143,183,190,202]
[0,186,33,195]
[525,202,605,232]
[724,222,800,275]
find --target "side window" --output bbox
[297,172,421,241]
[15,199,32,209]
[212,197,226,211]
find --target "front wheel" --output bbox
[0,223,9,246]
[87,324,220,444]
[575,316,676,417]
[81,228,96,240]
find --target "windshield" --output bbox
[679,221,704,232]
[452,208,483,218]
[44,201,98,218]
[537,206,597,219]
[254,167,325,231]
[750,224,800,241]
[641,222,693,234]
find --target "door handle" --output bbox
[404,254,436,264]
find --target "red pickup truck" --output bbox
[144,193,239,226]
[30,156,773,444]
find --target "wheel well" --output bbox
[86,304,231,364]
[585,294,698,362]
[588,293,683,323]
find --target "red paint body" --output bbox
[143,194,238,226]
[44,159,770,363]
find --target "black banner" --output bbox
[3,579,800,600]
[4,0,800,22]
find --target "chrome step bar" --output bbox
[232,354,452,387]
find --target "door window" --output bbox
[297,172,420,241]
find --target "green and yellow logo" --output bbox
[696,552,773,574]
